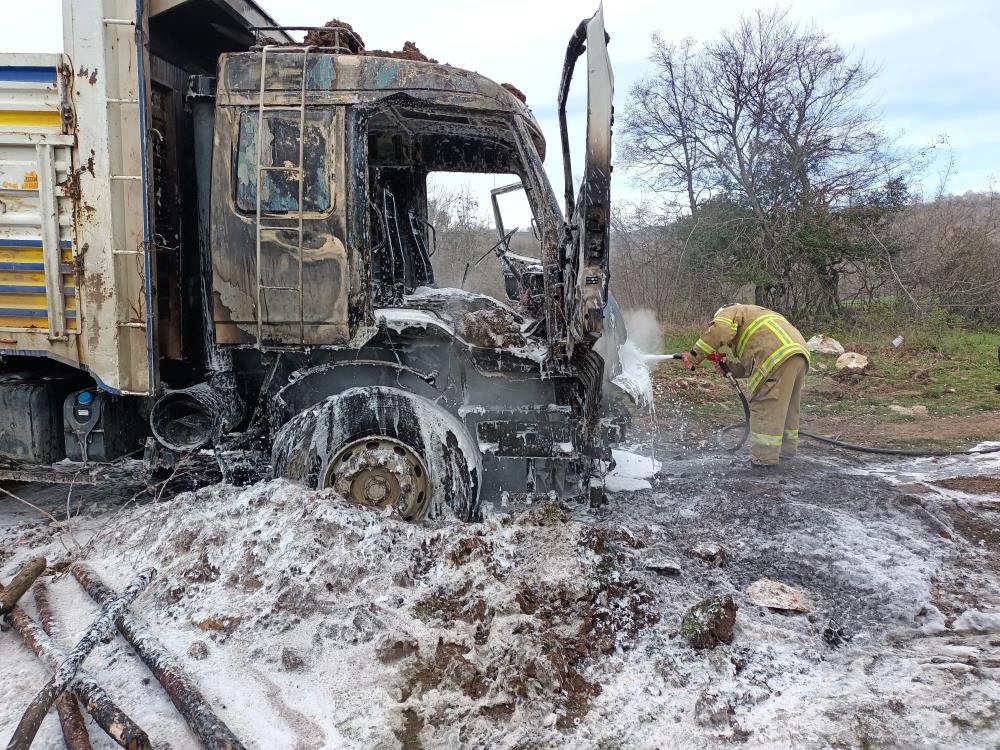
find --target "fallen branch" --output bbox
[72,563,246,750]
[6,568,155,750]
[0,557,46,615]
[0,485,83,555]
[3,604,151,750]
[53,691,92,750]
[35,580,93,750]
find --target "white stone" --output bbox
[889,404,929,417]
[835,352,869,372]
[746,578,812,612]
[644,556,682,576]
[806,334,845,355]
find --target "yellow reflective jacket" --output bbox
[689,304,810,394]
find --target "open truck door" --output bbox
[558,6,613,344]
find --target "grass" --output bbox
[813,309,999,419]
[657,309,1000,425]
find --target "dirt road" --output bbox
[1,431,998,748]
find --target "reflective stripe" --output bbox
[713,315,737,332]
[735,314,785,357]
[751,432,784,447]
[749,343,810,392]
[0,110,62,128]
[694,338,715,354]
[784,429,799,440]
[763,318,794,347]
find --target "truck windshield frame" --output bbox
[358,100,563,308]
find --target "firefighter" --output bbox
[682,304,811,466]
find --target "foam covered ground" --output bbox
[2,447,999,749]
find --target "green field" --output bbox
[659,310,1000,423]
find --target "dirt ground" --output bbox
[1,383,999,749]
[646,362,1000,450]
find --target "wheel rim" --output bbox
[323,436,430,520]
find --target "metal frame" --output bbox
[254,45,311,345]
[251,26,362,54]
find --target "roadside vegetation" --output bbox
[599,7,999,451]
[656,308,1000,450]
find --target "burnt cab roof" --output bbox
[215,51,547,160]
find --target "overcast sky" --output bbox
[4,0,997,212]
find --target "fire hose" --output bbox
[648,352,750,452]
[648,353,1000,458]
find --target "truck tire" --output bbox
[271,386,481,521]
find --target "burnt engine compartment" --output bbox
[223,288,625,503]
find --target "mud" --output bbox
[365,42,438,64]
[933,475,1000,495]
[302,20,365,53]
[299,19,437,63]
[454,307,526,349]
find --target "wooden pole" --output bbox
[71,563,246,750]
[6,568,155,750]
[0,557,46,615]
[34,580,93,750]
[3,605,151,750]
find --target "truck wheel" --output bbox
[271,386,481,521]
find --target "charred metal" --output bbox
[0,4,630,518]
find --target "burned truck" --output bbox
[0,1,632,520]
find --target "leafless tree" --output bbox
[426,182,519,299]
[893,187,1000,319]
[619,8,912,318]
[620,37,709,216]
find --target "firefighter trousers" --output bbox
[748,353,808,465]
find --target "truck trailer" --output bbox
[0,1,635,520]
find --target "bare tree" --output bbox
[426,181,508,298]
[619,8,911,319]
[620,37,709,216]
[893,187,1000,319]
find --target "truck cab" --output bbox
[0,4,631,520]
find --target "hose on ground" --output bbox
[716,370,1000,457]
[660,352,1000,458]
[798,429,1000,457]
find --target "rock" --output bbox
[915,605,948,635]
[187,640,209,660]
[193,614,241,635]
[281,647,306,670]
[689,542,726,567]
[822,621,852,648]
[888,404,929,418]
[644,556,682,576]
[681,595,737,649]
[375,634,420,664]
[746,578,811,612]
[806,334,845,355]
[694,689,735,729]
[835,352,869,372]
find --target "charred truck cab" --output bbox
[0,3,632,521]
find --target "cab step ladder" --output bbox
[254,45,311,345]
